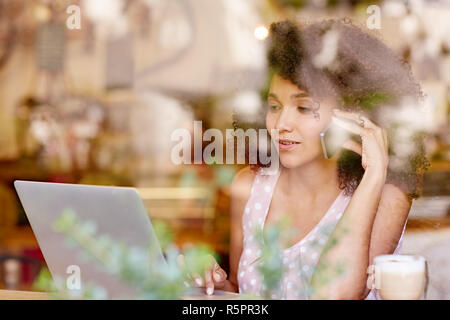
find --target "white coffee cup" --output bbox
[368,255,428,300]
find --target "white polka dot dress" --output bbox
[237,167,405,300]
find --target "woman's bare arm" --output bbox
[368,184,412,261]
[361,183,412,298]
[309,110,396,300]
[308,168,387,299]
[219,167,255,293]
[309,179,412,300]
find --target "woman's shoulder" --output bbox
[229,166,258,222]
[230,166,257,201]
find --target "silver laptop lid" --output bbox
[14,180,165,298]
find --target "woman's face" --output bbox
[266,74,335,169]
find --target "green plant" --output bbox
[37,207,352,300]
[36,209,218,299]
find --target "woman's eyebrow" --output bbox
[267,93,282,104]
[291,92,310,99]
[268,93,309,100]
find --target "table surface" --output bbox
[0,289,241,300]
[0,289,49,300]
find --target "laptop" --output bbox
[14,180,239,300]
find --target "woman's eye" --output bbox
[269,105,280,111]
[297,106,311,113]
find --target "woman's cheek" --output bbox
[265,115,276,132]
[301,120,326,138]
[301,124,326,153]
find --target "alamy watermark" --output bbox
[66,264,81,290]
[171,121,280,173]
[64,4,381,32]
[66,5,81,30]
[366,5,381,30]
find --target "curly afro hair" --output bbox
[234,19,429,198]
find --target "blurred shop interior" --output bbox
[0,0,449,298]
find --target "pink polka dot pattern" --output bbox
[237,167,405,300]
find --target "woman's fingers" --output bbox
[213,263,227,283]
[192,273,203,287]
[332,112,385,144]
[342,139,362,155]
[178,254,201,285]
[333,109,378,129]
[332,110,386,144]
[177,254,194,287]
[332,116,365,136]
[332,109,389,171]
[182,254,227,295]
[205,261,229,295]
[204,268,214,295]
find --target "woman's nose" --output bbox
[275,108,294,132]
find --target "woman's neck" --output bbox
[279,157,340,198]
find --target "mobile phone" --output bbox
[320,120,361,159]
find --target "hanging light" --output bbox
[33,4,51,22]
[83,0,123,23]
[82,0,128,38]
[382,0,407,18]
[254,25,268,41]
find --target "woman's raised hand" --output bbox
[332,109,389,174]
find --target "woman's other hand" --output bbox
[178,254,228,295]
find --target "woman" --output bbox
[192,19,428,299]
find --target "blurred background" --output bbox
[0,0,449,298]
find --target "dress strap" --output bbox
[242,168,281,237]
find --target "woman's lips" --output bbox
[278,139,301,151]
